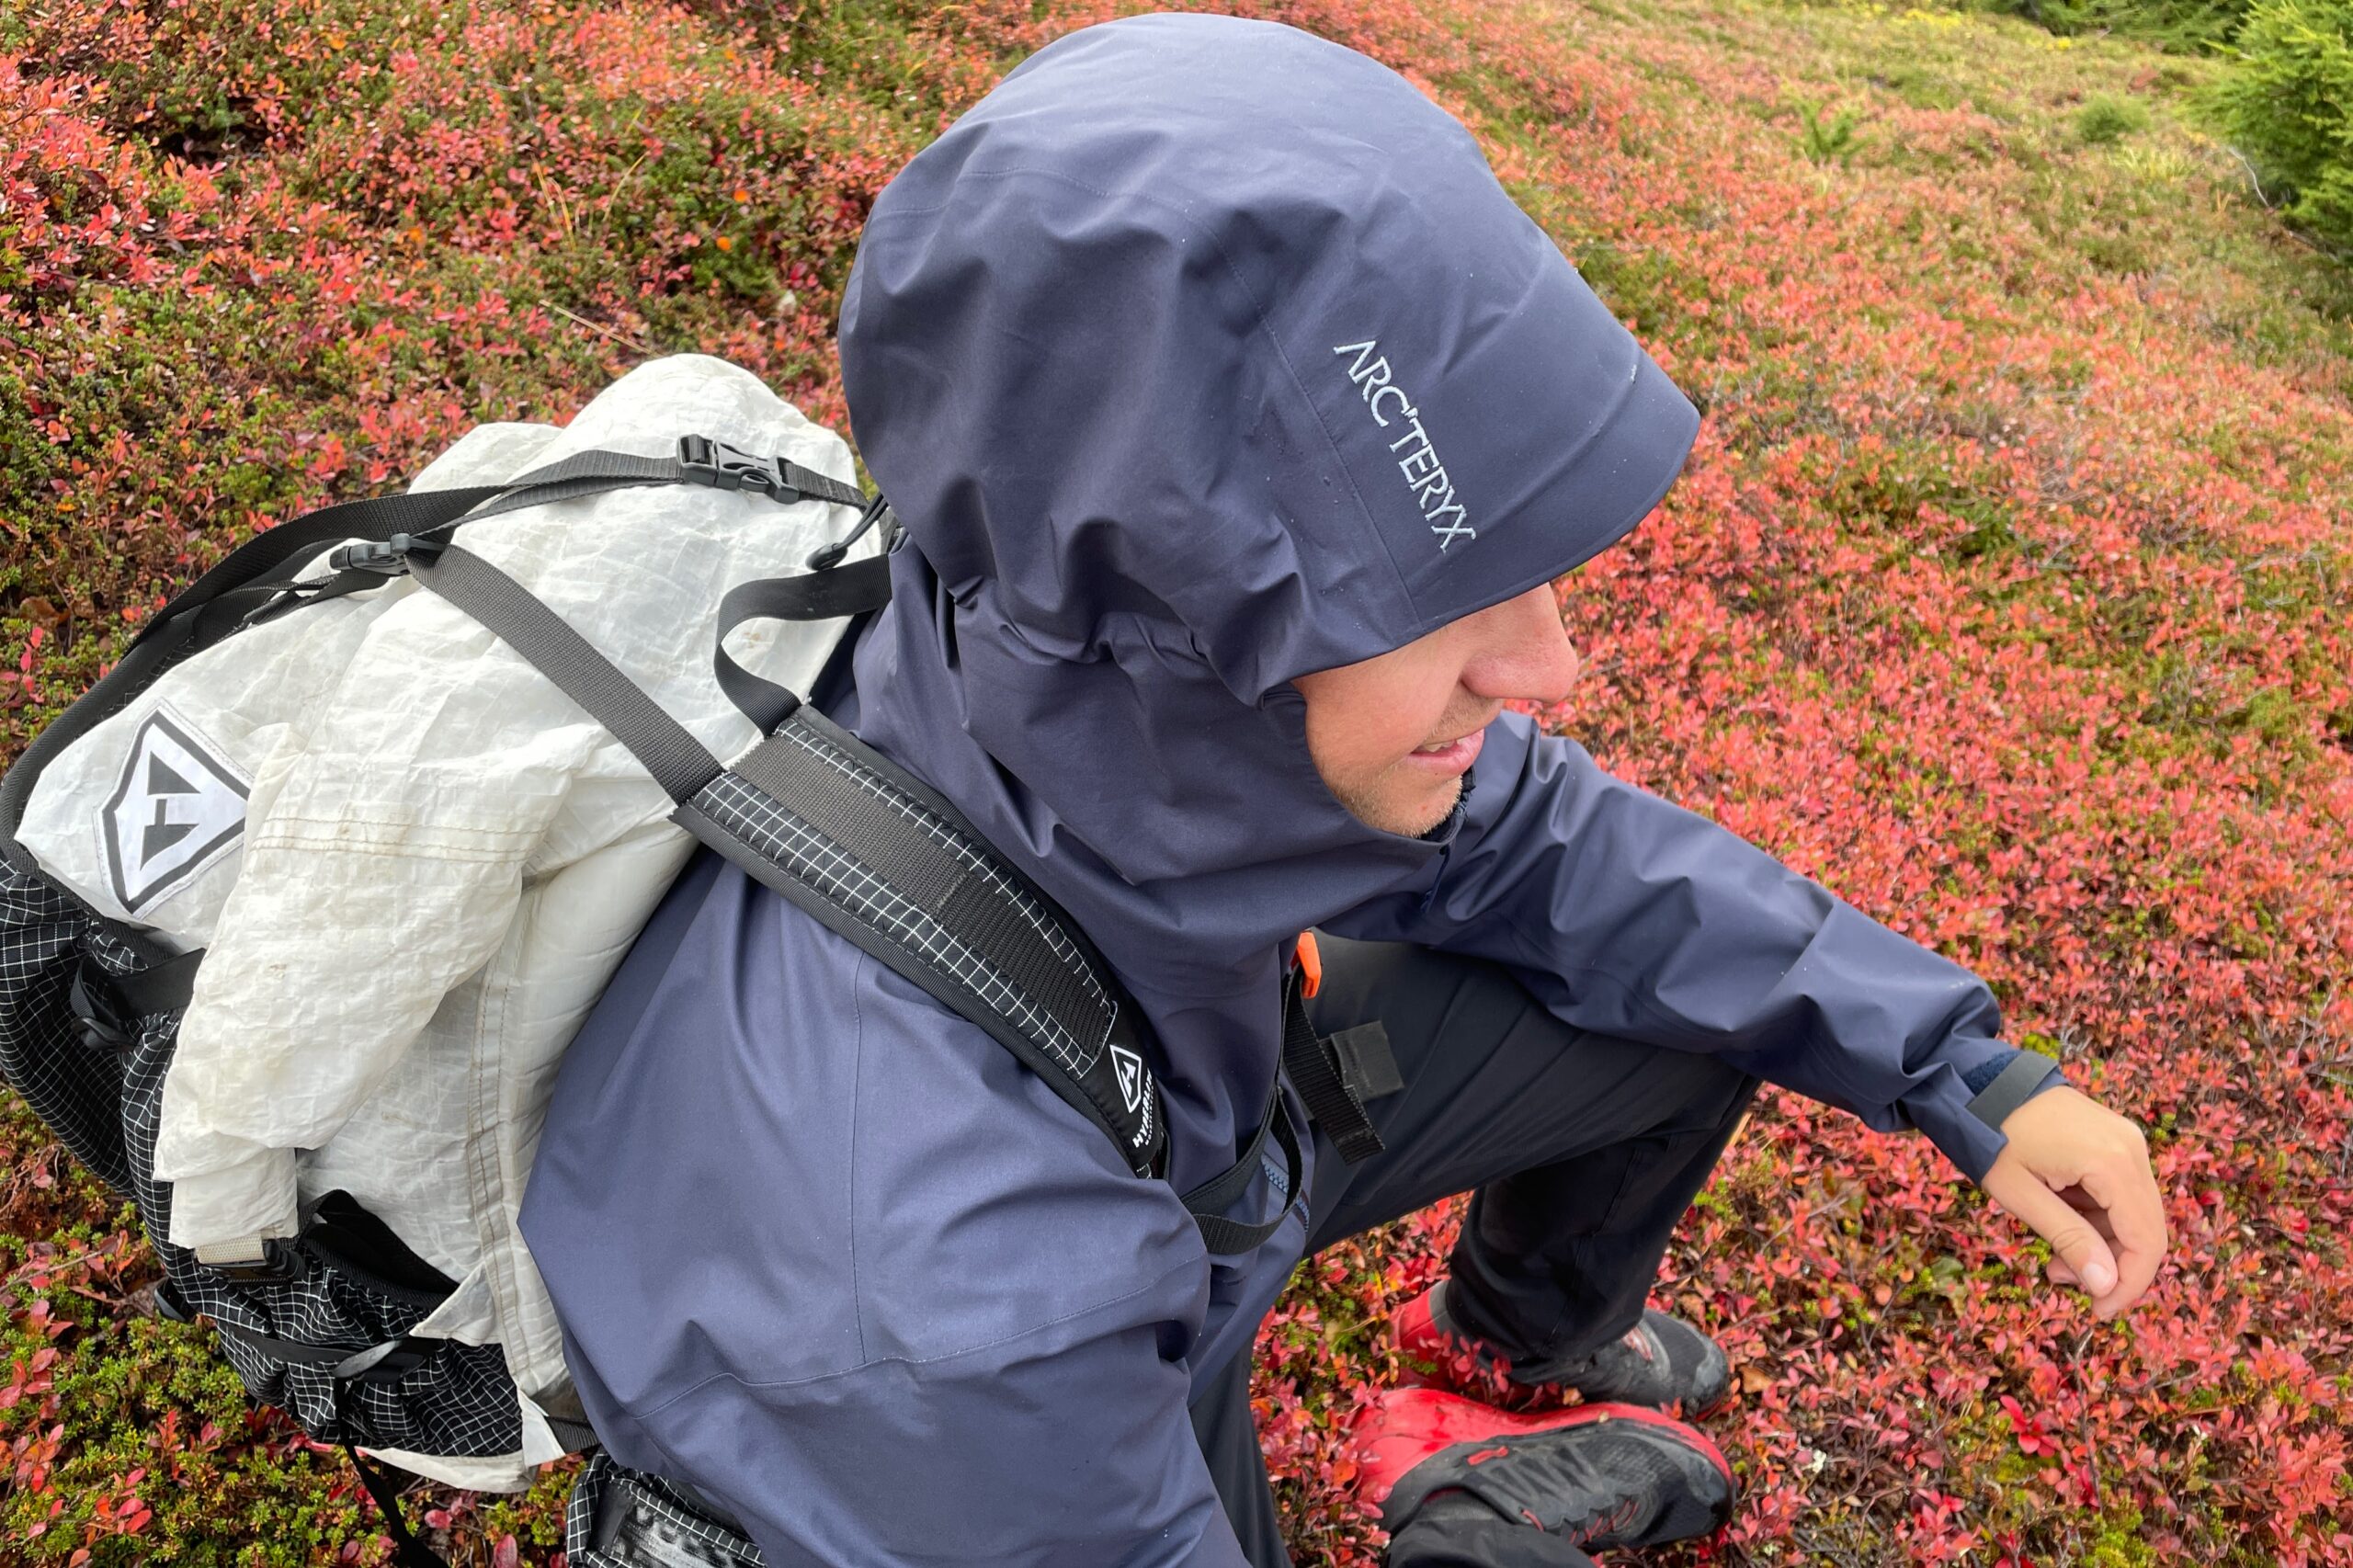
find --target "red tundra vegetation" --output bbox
[3,0,2348,1562]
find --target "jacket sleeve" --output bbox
[1323,711,2060,1182]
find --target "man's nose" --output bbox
[1465,584,1582,705]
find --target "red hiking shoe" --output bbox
[1351,1385,1737,1551]
[1392,1281,1733,1417]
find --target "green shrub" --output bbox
[1798,99,1862,164]
[2007,0,2254,52]
[2211,0,2353,250]
[2077,92,2154,142]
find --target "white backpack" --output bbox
[0,355,883,1494]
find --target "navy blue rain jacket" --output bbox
[518,15,2055,1565]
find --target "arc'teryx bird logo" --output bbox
[100,707,250,915]
[1333,340,1476,550]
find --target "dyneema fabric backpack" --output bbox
[0,354,1366,1565]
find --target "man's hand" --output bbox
[1979,1085,2167,1320]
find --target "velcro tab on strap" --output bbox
[1282,971,1386,1165]
[1328,1021,1404,1100]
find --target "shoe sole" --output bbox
[1354,1385,1737,1512]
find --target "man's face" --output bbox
[1292,583,1584,836]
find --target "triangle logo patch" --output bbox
[100,706,250,915]
[1109,1043,1148,1115]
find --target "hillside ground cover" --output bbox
[4,0,2351,1562]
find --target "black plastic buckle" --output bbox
[149,1278,196,1324]
[325,534,447,576]
[677,434,801,504]
[66,969,134,1053]
[806,494,899,572]
[201,1237,309,1286]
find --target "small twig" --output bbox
[592,113,656,246]
[544,300,655,358]
[534,166,575,244]
[3,1233,132,1291]
[2221,144,2273,210]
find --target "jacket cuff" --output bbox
[1898,1039,2064,1185]
[1963,1050,2065,1132]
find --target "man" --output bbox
[518,14,2166,1565]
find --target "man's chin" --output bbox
[1404,777,1464,838]
[1356,776,1462,839]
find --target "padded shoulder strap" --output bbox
[401,548,1303,1247]
[676,707,1173,1179]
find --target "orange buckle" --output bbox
[1293,931,1323,999]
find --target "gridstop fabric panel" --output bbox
[0,858,524,1459]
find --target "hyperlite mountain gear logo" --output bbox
[1110,1043,1148,1115]
[100,707,250,915]
[1333,340,1476,550]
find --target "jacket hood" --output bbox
[836,11,1699,1178]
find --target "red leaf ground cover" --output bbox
[4,0,2349,1562]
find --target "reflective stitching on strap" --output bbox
[690,773,1101,1075]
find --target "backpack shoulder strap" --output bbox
[684,703,1176,1177]
[403,537,1299,1252]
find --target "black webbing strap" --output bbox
[128,449,704,656]
[406,544,728,803]
[201,1314,437,1381]
[710,563,895,733]
[671,434,868,512]
[1182,1082,1304,1256]
[343,1445,449,1568]
[1176,1091,1282,1219]
[127,443,859,643]
[1279,967,1386,1165]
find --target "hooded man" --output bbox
[517,14,2166,1566]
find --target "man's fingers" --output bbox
[1980,1086,2168,1320]
[2062,1189,2120,1246]
[1984,1163,2120,1299]
[2061,1184,2113,1223]
[2076,1161,2167,1318]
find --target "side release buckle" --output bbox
[195,1236,309,1286]
[677,434,802,504]
[66,968,135,1053]
[326,535,448,576]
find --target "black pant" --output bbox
[1189,937,1760,1568]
